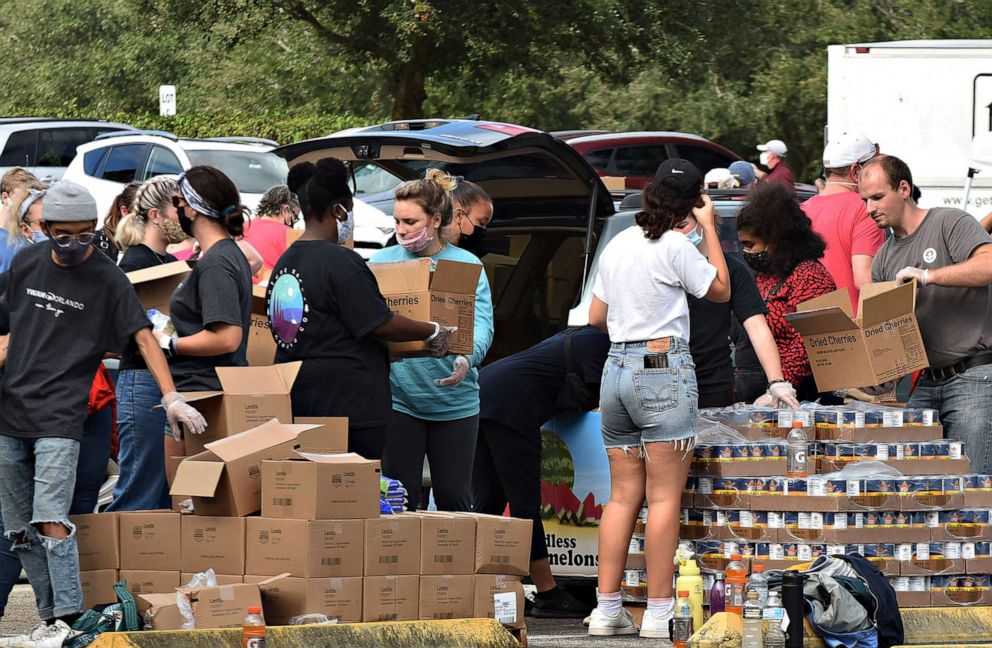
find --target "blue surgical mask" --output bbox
[30,231,48,244]
[686,225,703,247]
[337,209,354,247]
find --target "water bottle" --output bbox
[786,428,809,478]
[242,606,266,648]
[710,572,726,615]
[675,558,705,632]
[763,590,786,648]
[725,554,748,615]
[782,571,805,648]
[748,564,769,607]
[742,590,764,648]
[672,590,694,648]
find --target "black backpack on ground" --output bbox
[835,553,904,648]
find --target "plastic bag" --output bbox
[288,613,338,626]
[177,569,218,630]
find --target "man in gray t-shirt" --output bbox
[862,155,992,474]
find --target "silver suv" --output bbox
[0,118,132,183]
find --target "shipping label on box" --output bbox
[419,575,474,620]
[247,575,363,625]
[80,570,118,610]
[72,512,119,572]
[415,512,477,575]
[180,516,246,575]
[364,515,422,576]
[180,579,281,629]
[362,575,419,622]
[461,513,532,576]
[261,451,381,520]
[785,282,928,392]
[473,575,524,629]
[370,258,481,357]
[120,570,181,596]
[118,511,181,571]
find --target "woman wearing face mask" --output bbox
[369,169,494,511]
[445,179,493,255]
[16,187,46,245]
[734,183,836,403]
[672,210,799,409]
[267,158,453,460]
[0,168,46,272]
[243,185,300,284]
[105,177,185,511]
[94,181,141,263]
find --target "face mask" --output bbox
[50,238,90,266]
[397,225,434,253]
[759,152,771,167]
[685,225,703,248]
[337,208,354,247]
[458,224,486,253]
[158,218,188,244]
[177,206,195,237]
[30,230,48,244]
[742,249,771,273]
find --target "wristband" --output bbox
[767,379,790,390]
[170,336,179,357]
[424,321,441,343]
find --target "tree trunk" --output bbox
[388,35,433,120]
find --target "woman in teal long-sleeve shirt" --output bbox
[369,169,494,511]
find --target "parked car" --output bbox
[0,118,133,183]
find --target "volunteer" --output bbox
[107,176,185,511]
[369,170,494,511]
[243,184,299,283]
[734,183,837,403]
[0,168,46,272]
[267,158,453,460]
[444,179,493,256]
[94,181,140,262]
[587,159,730,638]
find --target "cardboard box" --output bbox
[181,574,243,586]
[170,419,328,517]
[80,570,118,610]
[369,258,481,357]
[600,176,627,191]
[815,425,944,443]
[819,457,970,476]
[415,512,477,575]
[118,511,181,571]
[245,518,364,578]
[178,577,286,629]
[73,513,119,571]
[248,284,276,366]
[292,417,349,454]
[246,575,363,625]
[364,515,422,576]
[180,516,246,575]
[473,575,525,629]
[461,513,532,576]
[120,570,181,596]
[785,282,927,392]
[896,590,930,607]
[362,575,420,622]
[261,451,380,520]
[136,592,185,631]
[180,362,303,456]
[126,261,190,314]
[419,575,474,620]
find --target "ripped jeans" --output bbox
[0,434,81,620]
[600,339,699,452]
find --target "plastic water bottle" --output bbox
[710,572,726,615]
[725,554,748,615]
[787,428,809,478]
[763,590,786,648]
[748,564,769,607]
[742,590,764,648]
[675,558,705,632]
[242,606,266,648]
[672,590,694,648]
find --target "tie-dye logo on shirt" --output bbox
[268,269,307,348]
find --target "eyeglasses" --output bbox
[171,196,184,209]
[50,232,96,247]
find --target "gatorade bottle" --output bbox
[725,554,748,615]
[787,428,809,478]
[675,558,705,632]
[672,590,694,648]
[243,606,266,648]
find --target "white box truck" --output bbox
[827,40,992,217]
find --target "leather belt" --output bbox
[925,351,992,381]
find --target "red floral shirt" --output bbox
[755,260,836,386]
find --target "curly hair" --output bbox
[635,184,702,240]
[736,182,826,278]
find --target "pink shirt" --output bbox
[802,191,887,311]
[243,218,290,283]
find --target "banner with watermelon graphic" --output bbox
[541,411,610,577]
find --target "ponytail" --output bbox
[395,168,456,226]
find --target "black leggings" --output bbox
[382,411,478,512]
[473,419,547,562]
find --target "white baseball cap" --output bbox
[757,139,788,157]
[704,167,738,189]
[822,132,876,168]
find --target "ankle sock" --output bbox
[597,590,622,616]
[647,597,674,619]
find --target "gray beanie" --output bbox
[42,180,98,223]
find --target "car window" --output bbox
[613,144,670,178]
[186,150,288,194]
[83,149,106,177]
[37,128,95,167]
[354,163,404,195]
[0,130,37,167]
[582,147,614,172]
[144,146,183,179]
[100,144,147,183]
[675,144,736,175]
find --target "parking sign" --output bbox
[159,85,176,117]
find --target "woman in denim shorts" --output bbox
[587,159,731,638]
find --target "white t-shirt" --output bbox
[592,226,717,343]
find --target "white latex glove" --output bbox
[895,266,928,287]
[860,380,898,396]
[754,393,776,408]
[434,355,471,387]
[425,323,457,358]
[770,382,800,409]
[161,392,208,441]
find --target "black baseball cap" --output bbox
[653,158,703,199]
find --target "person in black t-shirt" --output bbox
[0,181,205,632]
[267,158,453,460]
[672,212,799,409]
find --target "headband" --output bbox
[177,172,235,220]
[18,189,45,222]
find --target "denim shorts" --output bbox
[599,338,699,448]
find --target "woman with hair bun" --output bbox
[586,159,729,638]
[266,158,453,460]
[369,169,494,512]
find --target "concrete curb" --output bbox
[89,618,522,648]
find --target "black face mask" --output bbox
[742,249,771,273]
[458,225,486,253]
[177,205,195,237]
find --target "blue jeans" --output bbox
[910,363,992,475]
[0,435,82,619]
[600,339,698,448]
[107,370,170,512]
[71,407,114,515]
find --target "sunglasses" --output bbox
[51,232,96,247]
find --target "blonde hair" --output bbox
[394,168,457,226]
[2,168,45,244]
[115,177,179,250]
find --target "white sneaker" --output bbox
[0,622,48,648]
[639,606,674,639]
[587,607,638,636]
[7,621,76,648]
[582,614,591,627]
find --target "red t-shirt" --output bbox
[765,162,795,190]
[243,219,290,283]
[756,260,836,387]
[802,191,887,312]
